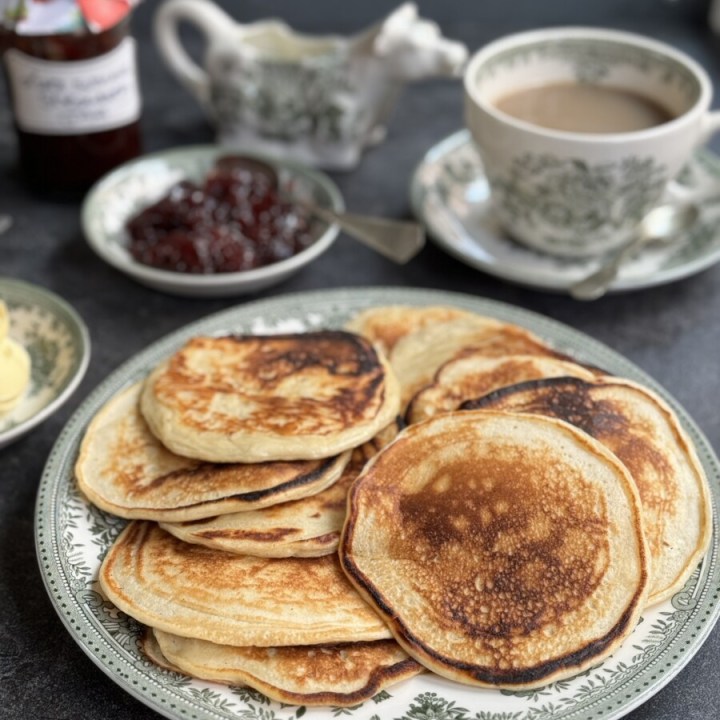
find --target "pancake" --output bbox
[75,383,351,522]
[152,630,422,706]
[140,331,400,463]
[100,522,392,647]
[161,449,365,557]
[345,305,491,356]
[160,422,400,557]
[340,411,648,688]
[140,628,186,674]
[389,317,570,408]
[463,377,713,605]
[406,353,599,424]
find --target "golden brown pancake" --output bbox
[75,383,351,522]
[140,332,400,462]
[389,317,571,408]
[340,410,648,688]
[406,353,598,424]
[160,449,366,557]
[463,377,713,605]
[152,630,422,706]
[160,422,401,557]
[100,522,392,647]
[345,305,492,356]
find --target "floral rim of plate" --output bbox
[81,145,344,291]
[35,287,720,720]
[410,130,720,293]
[0,277,90,448]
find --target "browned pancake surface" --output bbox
[345,305,488,355]
[75,383,350,521]
[162,450,363,556]
[100,522,391,646]
[141,331,400,462]
[153,630,422,706]
[151,332,384,436]
[464,377,712,603]
[389,319,577,409]
[340,411,647,687]
[406,353,598,424]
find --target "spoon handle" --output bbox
[306,204,425,264]
[568,234,646,301]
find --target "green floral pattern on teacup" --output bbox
[491,154,667,250]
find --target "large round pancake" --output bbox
[152,630,422,707]
[340,411,649,689]
[406,353,599,424]
[463,377,713,605]
[388,317,571,408]
[140,332,400,462]
[75,383,351,522]
[100,522,392,647]
[345,305,493,356]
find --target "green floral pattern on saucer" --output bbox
[0,278,90,448]
[35,288,719,720]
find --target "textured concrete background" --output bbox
[1,1,719,718]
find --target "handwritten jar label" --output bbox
[4,37,140,134]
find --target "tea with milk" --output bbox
[494,82,674,133]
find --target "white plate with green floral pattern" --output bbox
[0,278,90,450]
[35,288,719,720]
[411,131,720,293]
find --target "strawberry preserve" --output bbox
[126,156,318,274]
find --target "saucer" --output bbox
[410,130,720,294]
[0,278,90,449]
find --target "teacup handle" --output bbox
[667,110,720,203]
[154,0,233,107]
[699,110,720,145]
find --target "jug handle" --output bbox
[154,0,233,106]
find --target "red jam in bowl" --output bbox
[126,156,318,274]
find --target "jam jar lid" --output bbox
[2,0,138,35]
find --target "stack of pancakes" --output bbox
[77,306,713,704]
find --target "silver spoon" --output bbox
[216,155,425,264]
[568,202,700,301]
[296,201,425,264]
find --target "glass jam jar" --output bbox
[1,14,142,195]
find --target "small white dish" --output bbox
[411,130,720,294]
[0,278,90,450]
[81,145,344,298]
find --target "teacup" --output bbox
[155,0,467,169]
[464,27,720,257]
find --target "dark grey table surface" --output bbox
[2,1,720,718]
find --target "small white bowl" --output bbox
[0,278,90,450]
[81,146,344,297]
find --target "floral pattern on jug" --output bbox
[155,1,467,168]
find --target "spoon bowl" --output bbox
[569,202,700,301]
[223,155,425,264]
